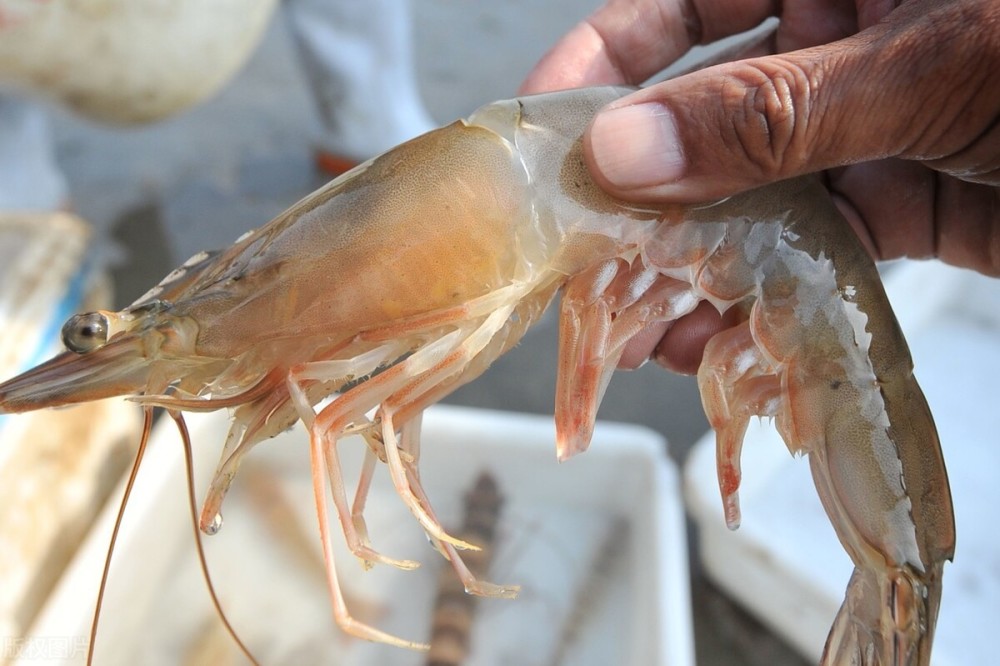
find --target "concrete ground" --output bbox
[46,3,809,665]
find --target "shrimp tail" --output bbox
[823,562,944,666]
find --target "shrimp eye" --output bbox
[61,312,110,353]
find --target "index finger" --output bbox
[519,0,847,93]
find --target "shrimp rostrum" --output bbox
[0,87,953,664]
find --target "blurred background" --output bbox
[1,1,811,664]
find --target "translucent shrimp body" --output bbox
[0,87,952,664]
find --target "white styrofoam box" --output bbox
[20,404,693,666]
[685,261,1000,665]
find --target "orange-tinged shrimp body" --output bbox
[0,87,953,664]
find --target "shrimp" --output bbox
[0,86,953,664]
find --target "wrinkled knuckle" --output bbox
[723,61,815,179]
[924,125,1000,186]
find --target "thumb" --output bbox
[585,0,999,202]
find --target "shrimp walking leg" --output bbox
[298,306,522,566]
[305,415,428,651]
[348,444,382,567]
[337,304,531,599]
[198,345,400,534]
[392,418,519,599]
[289,355,422,569]
[390,282,562,429]
[341,295,553,593]
[373,307,516,550]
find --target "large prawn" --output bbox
[0,86,953,665]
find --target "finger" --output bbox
[829,158,1000,276]
[827,160,937,262]
[520,0,782,94]
[650,301,742,375]
[519,16,630,93]
[931,178,1000,276]
[519,0,867,95]
[584,0,1000,202]
[618,321,671,369]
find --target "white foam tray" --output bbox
[20,405,693,666]
[686,261,1000,665]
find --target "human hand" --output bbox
[521,0,1000,373]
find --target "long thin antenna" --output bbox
[88,406,154,665]
[169,410,259,665]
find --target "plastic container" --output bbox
[20,405,694,665]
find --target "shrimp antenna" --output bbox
[169,410,260,665]
[88,406,154,665]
